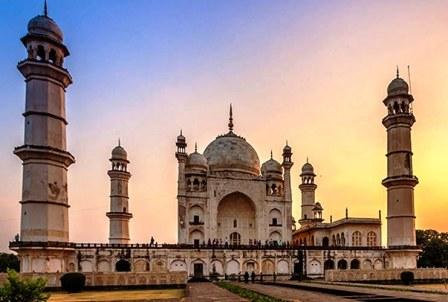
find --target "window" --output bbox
[230,232,241,245]
[352,231,362,246]
[367,231,377,246]
[272,218,278,226]
[233,219,237,228]
[193,215,199,223]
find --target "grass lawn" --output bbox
[48,288,185,302]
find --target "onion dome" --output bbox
[203,105,260,176]
[261,152,282,178]
[111,145,128,161]
[27,13,63,43]
[283,144,292,153]
[204,134,260,176]
[177,130,186,144]
[301,162,314,175]
[186,144,208,172]
[387,68,409,96]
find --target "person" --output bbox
[251,271,256,282]
[244,271,249,283]
[150,236,154,246]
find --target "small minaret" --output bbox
[299,160,317,225]
[282,142,294,236]
[176,131,188,243]
[14,5,74,243]
[106,142,132,244]
[382,68,419,268]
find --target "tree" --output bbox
[0,269,49,302]
[417,229,448,268]
[0,253,20,273]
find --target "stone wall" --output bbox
[0,271,187,288]
[325,268,448,282]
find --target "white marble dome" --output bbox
[204,133,260,176]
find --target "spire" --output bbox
[306,156,309,163]
[180,129,183,136]
[44,0,48,16]
[286,140,289,146]
[195,142,198,153]
[228,104,234,132]
[396,65,399,78]
[118,138,121,147]
[270,150,273,159]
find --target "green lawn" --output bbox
[48,288,185,302]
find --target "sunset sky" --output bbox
[1,0,448,252]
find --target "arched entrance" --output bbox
[115,259,131,272]
[337,259,347,270]
[217,192,256,244]
[324,259,334,270]
[350,259,360,269]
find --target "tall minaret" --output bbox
[14,5,74,243]
[282,142,293,237]
[106,143,132,244]
[382,69,419,268]
[298,161,317,225]
[176,131,188,243]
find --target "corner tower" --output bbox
[382,69,419,268]
[14,6,74,243]
[175,131,188,243]
[107,143,132,244]
[298,161,317,225]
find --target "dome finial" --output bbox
[396,65,399,78]
[44,0,48,16]
[118,138,121,147]
[306,156,309,163]
[195,142,198,152]
[270,150,273,159]
[228,104,234,132]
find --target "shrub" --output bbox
[400,271,415,285]
[60,272,86,293]
[0,269,49,302]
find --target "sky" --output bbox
[0,0,448,252]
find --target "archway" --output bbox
[115,259,131,272]
[324,259,334,270]
[269,231,282,244]
[217,192,256,244]
[189,229,204,246]
[337,259,347,270]
[350,259,360,269]
[322,237,329,247]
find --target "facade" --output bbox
[9,6,421,280]
[176,106,293,246]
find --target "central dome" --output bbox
[204,133,260,176]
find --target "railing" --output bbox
[9,241,421,251]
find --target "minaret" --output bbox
[176,131,188,243]
[282,142,294,237]
[106,142,132,244]
[14,5,74,243]
[382,69,419,268]
[298,160,317,225]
